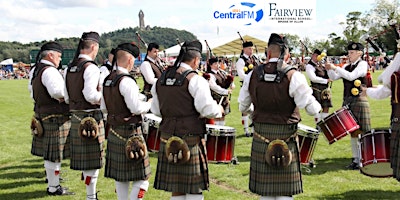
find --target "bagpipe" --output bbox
[237,31,262,66]
[135,31,169,69]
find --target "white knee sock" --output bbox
[83,169,99,199]
[260,196,276,200]
[115,181,129,200]
[44,160,61,192]
[130,180,149,200]
[242,115,249,133]
[170,195,185,200]
[314,113,321,124]
[275,196,293,200]
[351,137,360,163]
[185,194,204,200]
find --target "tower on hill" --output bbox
[139,10,145,30]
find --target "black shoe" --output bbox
[47,185,75,196]
[245,132,253,137]
[346,162,359,170]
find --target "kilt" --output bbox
[249,123,302,196]
[312,84,332,108]
[390,122,400,181]
[70,110,105,171]
[104,125,151,182]
[31,134,44,157]
[41,115,71,162]
[344,96,371,135]
[154,132,209,194]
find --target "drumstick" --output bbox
[219,96,225,105]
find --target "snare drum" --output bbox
[297,124,319,165]
[143,113,162,152]
[206,124,236,163]
[359,129,392,177]
[317,106,360,144]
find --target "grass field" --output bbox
[0,70,399,200]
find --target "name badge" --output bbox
[264,74,277,82]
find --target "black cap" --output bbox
[110,48,116,55]
[268,33,288,47]
[347,42,364,51]
[313,49,321,55]
[81,31,100,43]
[40,41,63,53]
[115,42,140,57]
[242,41,253,48]
[182,40,202,53]
[208,57,218,65]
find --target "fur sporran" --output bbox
[165,136,190,164]
[265,139,293,168]
[31,116,44,137]
[78,117,99,140]
[125,135,147,160]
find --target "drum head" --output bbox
[297,123,319,138]
[360,163,393,178]
[206,124,236,136]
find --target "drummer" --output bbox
[365,46,400,181]
[206,57,235,126]
[305,49,332,125]
[325,42,371,170]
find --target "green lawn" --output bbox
[0,70,399,200]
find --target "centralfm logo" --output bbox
[213,1,264,26]
[212,0,316,27]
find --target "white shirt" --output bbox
[238,58,321,116]
[305,61,329,84]
[28,59,66,101]
[209,69,234,96]
[366,85,391,100]
[327,58,368,82]
[236,54,251,81]
[63,54,101,105]
[100,67,151,115]
[99,61,111,89]
[139,56,158,85]
[150,62,222,119]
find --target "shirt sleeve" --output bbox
[366,85,391,100]
[28,68,34,100]
[150,83,161,117]
[119,77,151,114]
[289,71,322,116]
[189,75,222,118]
[83,64,102,104]
[305,64,328,84]
[42,67,65,100]
[334,61,368,81]
[63,69,69,104]
[236,59,246,81]
[238,71,254,114]
[140,61,157,85]
[209,74,229,96]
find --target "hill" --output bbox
[0,26,197,65]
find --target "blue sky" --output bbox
[0,0,380,46]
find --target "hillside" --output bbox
[0,26,197,64]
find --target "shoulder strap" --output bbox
[160,68,196,86]
[68,60,97,73]
[104,73,135,87]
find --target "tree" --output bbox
[340,11,366,43]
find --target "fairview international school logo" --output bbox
[213,1,264,26]
[212,0,316,27]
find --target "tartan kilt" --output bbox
[312,85,332,108]
[42,116,71,162]
[390,123,400,181]
[154,132,209,194]
[70,111,105,170]
[104,125,151,182]
[249,123,302,196]
[345,96,371,135]
[31,134,44,157]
